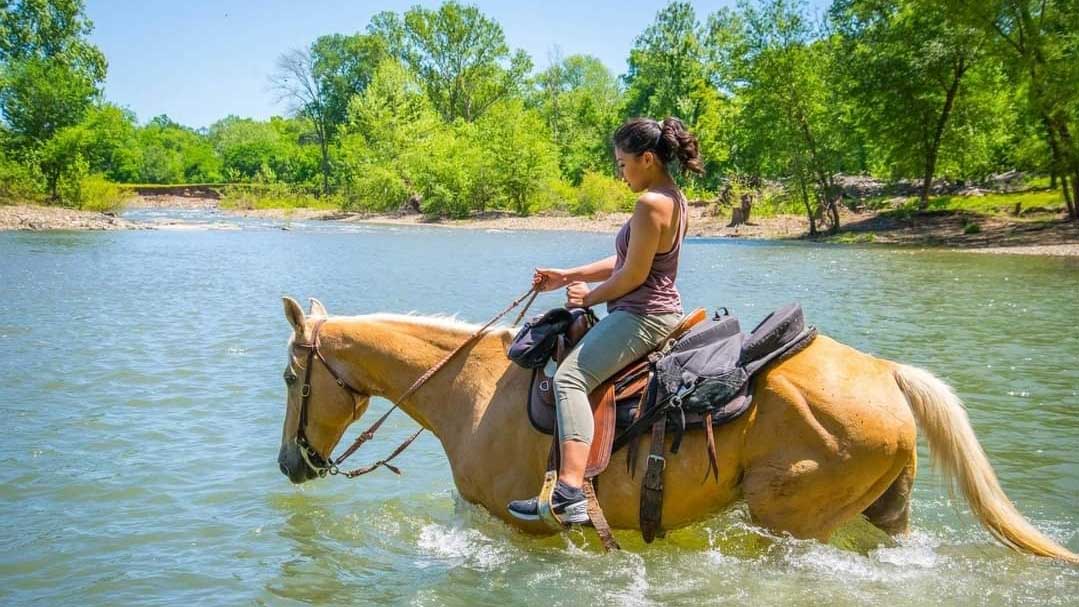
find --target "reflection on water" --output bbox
[0,214,1076,605]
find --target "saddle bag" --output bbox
[508,307,596,369]
[654,303,814,415]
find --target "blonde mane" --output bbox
[355,311,518,338]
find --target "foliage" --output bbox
[369,1,532,122]
[529,54,623,184]
[622,2,730,188]
[475,99,560,215]
[573,171,636,215]
[73,173,131,212]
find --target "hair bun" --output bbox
[660,116,704,176]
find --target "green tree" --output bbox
[831,0,994,207]
[369,2,532,122]
[621,2,729,187]
[947,0,1079,219]
[137,115,222,183]
[0,0,106,198]
[310,33,390,135]
[475,99,560,215]
[337,58,440,209]
[710,0,848,234]
[529,53,622,184]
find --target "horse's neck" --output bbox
[331,316,514,440]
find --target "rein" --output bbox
[292,286,540,479]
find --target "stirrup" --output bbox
[536,470,564,528]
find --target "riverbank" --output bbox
[5,196,1078,256]
[0,204,141,231]
[219,198,1079,255]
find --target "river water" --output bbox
[1,210,1076,606]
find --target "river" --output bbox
[1,210,1076,605]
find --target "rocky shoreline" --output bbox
[4,196,1078,256]
[0,204,142,231]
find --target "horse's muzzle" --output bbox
[278,442,315,484]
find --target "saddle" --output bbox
[516,303,817,547]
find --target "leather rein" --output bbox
[289,287,540,479]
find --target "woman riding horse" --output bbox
[507,116,704,524]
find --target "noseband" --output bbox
[288,287,540,480]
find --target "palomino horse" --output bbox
[276,297,1076,562]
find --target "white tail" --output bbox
[893,364,1077,563]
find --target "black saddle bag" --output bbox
[508,307,594,369]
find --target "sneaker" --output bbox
[507,480,589,524]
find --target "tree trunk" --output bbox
[318,121,331,196]
[1060,173,1075,219]
[920,58,965,209]
[798,174,816,236]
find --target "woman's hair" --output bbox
[612,116,704,176]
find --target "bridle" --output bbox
[287,287,540,480]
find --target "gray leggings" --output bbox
[554,310,683,444]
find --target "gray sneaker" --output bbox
[507,481,589,524]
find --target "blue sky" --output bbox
[85,1,828,129]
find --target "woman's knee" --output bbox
[553,363,589,393]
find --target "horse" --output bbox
[275,296,1076,562]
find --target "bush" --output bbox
[219,182,336,210]
[343,163,411,211]
[531,178,577,214]
[573,171,635,215]
[77,174,132,212]
[0,153,45,204]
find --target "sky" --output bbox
[84,0,828,130]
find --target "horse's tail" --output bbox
[893,363,1077,563]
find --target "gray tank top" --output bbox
[606,186,688,316]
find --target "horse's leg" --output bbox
[862,453,916,536]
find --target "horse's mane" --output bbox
[346,311,517,338]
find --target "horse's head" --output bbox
[277,296,372,484]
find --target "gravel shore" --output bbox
[0,204,141,231]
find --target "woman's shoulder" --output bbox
[633,188,681,216]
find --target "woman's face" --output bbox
[615,147,658,193]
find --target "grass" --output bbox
[824,231,877,244]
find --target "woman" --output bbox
[508,116,705,524]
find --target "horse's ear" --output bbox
[283,296,306,339]
[308,297,328,317]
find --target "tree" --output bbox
[947,0,1079,219]
[623,2,709,121]
[270,47,332,195]
[368,2,532,122]
[208,116,287,182]
[832,0,993,208]
[530,52,622,184]
[476,99,560,215]
[0,0,106,198]
[310,33,390,136]
[337,58,440,209]
[621,2,731,188]
[137,114,221,183]
[710,0,847,234]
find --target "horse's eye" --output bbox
[284,370,297,385]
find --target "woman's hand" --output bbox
[565,281,591,309]
[532,268,570,292]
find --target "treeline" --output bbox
[1,0,1076,229]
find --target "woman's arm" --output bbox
[567,255,617,282]
[533,256,616,291]
[579,196,665,307]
